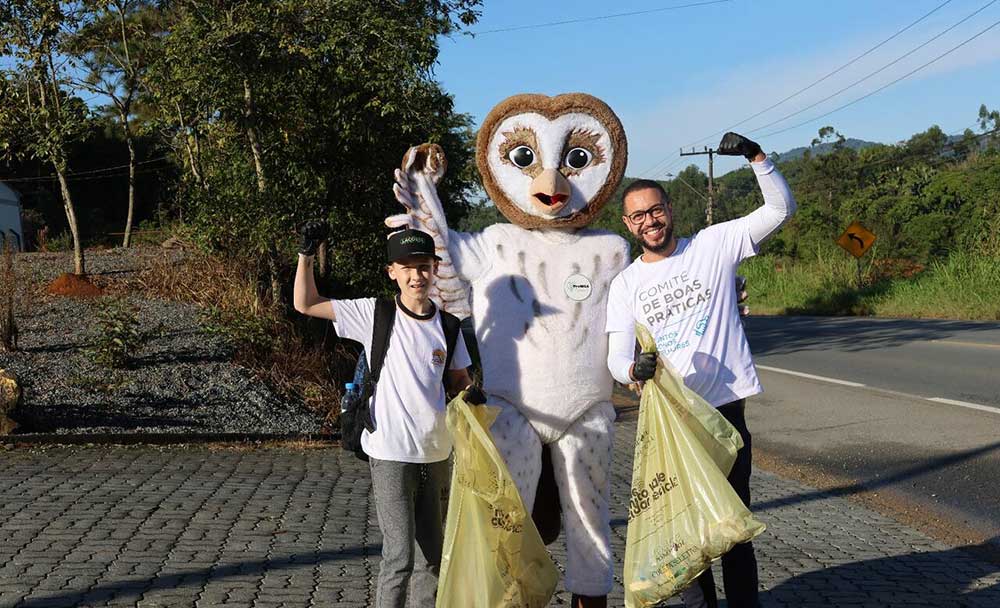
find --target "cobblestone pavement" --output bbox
[1,418,998,607]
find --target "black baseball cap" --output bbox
[387,228,441,263]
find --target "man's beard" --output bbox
[639,222,674,253]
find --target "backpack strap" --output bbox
[361,297,397,431]
[440,309,462,381]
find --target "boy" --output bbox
[293,222,475,608]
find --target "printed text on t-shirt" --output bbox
[637,270,713,327]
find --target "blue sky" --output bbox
[433,0,1000,177]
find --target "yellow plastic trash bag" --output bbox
[637,327,743,474]
[436,392,559,608]
[624,327,766,608]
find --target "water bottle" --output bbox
[341,382,359,413]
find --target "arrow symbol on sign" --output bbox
[848,233,864,248]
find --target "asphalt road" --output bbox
[744,316,1000,409]
[742,316,1000,542]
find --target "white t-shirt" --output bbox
[606,217,762,407]
[332,298,472,463]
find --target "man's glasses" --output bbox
[625,204,667,225]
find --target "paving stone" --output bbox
[0,424,997,607]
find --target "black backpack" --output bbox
[340,297,461,461]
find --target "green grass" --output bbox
[740,250,1000,320]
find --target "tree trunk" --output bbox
[176,103,206,191]
[243,77,283,309]
[191,130,206,191]
[122,116,136,248]
[243,78,268,194]
[55,167,85,276]
[267,244,283,310]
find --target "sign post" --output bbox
[836,221,877,287]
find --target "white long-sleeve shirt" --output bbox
[605,158,796,403]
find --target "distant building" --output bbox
[0,182,24,252]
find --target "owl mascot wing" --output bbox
[385,143,471,319]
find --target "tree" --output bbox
[71,0,156,248]
[811,125,845,149]
[667,165,710,236]
[904,125,947,160]
[143,0,483,304]
[951,128,979,161]
[0,0,90,275]
[979,104,1000,150]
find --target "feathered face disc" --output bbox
[476,93,628,230]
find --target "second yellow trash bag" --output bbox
[638,328,744,474]
[624,327,766,608]
[436,392,559,608]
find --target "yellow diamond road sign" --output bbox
[836,221,876,258]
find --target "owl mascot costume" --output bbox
[388,93,628,606]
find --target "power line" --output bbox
[0,155,171,183]
[673,0,956,152]
[746,0,997,136]
[641,142,699,181]
[56,165,173,183]
[471,0,730,35]
[666,171,709,202]
[639,155,687,182]
[634,0,971,179]
[759,16,1000,139]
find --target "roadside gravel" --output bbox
[1,248,325,436]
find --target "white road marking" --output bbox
[926,397,1000,416]
[929,339,1000,350]
[757,365,1000,416]
[756,365,866,387]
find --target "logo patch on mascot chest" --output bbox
[563,273,593,301]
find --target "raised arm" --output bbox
[384,143,472,319]
[293,220,335,321]
[716,132,797,246]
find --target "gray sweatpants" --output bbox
[369,457,449,608]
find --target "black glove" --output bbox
[736,275,749,317]
[717,132,764,161]
[464,385,487,406]
[297,219,329,256]
[632,351,658,382]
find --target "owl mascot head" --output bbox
[477,93,627,231]
[388,93,629,608]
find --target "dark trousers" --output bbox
[695,399,760,608]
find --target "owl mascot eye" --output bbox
[387,93,629,605]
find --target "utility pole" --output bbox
[679,146,715,225]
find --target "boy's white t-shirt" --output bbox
[606,217,762,408]
[332,298,472,463]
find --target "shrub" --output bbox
[86,298,144,368]
[199,307,275,353]
[45,231,73,252]
[136,248,344,426]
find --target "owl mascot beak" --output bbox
[529,168,572,215]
